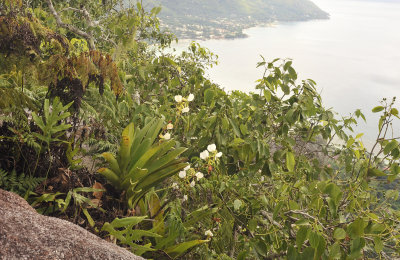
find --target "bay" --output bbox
[175,0,400,147]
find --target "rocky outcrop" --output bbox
[0,189,143,260]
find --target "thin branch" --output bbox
[46,0,96,50]
[285,210,328,231]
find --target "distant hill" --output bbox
[140,0,329,39]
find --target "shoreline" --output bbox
[168,16,329,41]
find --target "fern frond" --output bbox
[0,169,44,196]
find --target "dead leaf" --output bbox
[92,181,105,200]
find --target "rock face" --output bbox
[0,189,143,260]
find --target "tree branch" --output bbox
[46,0,96,50]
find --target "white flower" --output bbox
[200,150,209,160]
[171,182,179,189]
[163,133,171,140]
[205,230,213,237]
[167,123,174,130]
[184,165,191,171]
[178,171,186,179]
[182,107,190,113]
[175,95,183,103]
[216,152,223,158]
[190,180,196,187]
[260,176,265,182]
[182,195,188,202]
[195,172,204,180]
[187,93,194,102]
[207,144,216,152]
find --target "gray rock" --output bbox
[0,189,143,260]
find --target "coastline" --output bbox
[165,16,329,41]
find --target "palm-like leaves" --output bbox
[98,119,187,208]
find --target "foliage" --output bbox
[1,1,399,260]
[31,97,72,148]
[0,168,44,196]
[31,186,104,226]
[98,119,187,209]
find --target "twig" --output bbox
[285,210,327,231]
[46,0,96,50]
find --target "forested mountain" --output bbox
[141,0,329,39]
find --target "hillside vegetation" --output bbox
[142,0,328,39]
[0,0,399,259]
[147,0,328,20]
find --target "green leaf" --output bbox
[240,124,249,135]
[346,137,355,148]
[286,151,295,172]
[329,242,341,259]
[308,231,319,248]
[248,219,258,232]
[273,201,284,220]
[82,208,95,227]
[251,240,268,257]
[333,228,346,240]
[373,237,383,253]
[367,168,386,177]
[228,118,241,137]
[164,240,209,259]
[296,226,309,250]
[314,235,326,260]
[372,106,384,113]
[384,140,398,155]
[347,218,365,238]
[348,238,365,259]
[288,67,297,80]
[264,89,271,102]
[281,84,290,95]
[233,199,243,211]
[391,108,399,116]
[204,88,215,104]
[109,216,147,228]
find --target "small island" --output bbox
[143,0,329,39]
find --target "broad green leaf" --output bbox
[204,88,215,104]
[372,106,384,113]
[228,118,241,137]
[97,168,120,188]
[329,242,341,259]
[273,201,284,220]
[233,199,243,211]
[383,140,398,155]
[308,231,319,248]
[164,240,209,259]
[102,153,121,175]
[286,151,295,172]
[373,237,383,253]
[333,228,346,240]
[296,226,309,250]
[391,108,399,116]
[264,89,271,102]
[367,168,386,177]
[346,137,355,148]
[240,124,249,135]
[315,235,326,260]
[347,218,365,238]
[109,216,147,228]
